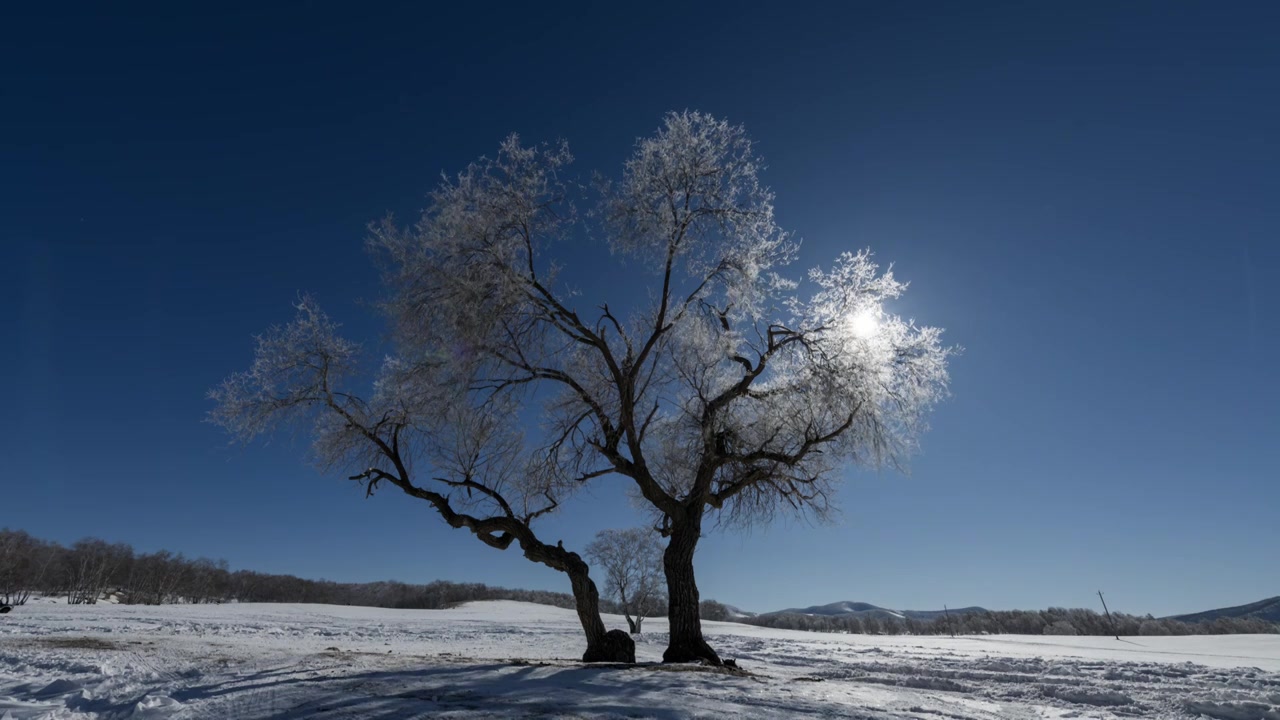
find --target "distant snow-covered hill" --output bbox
[762,601,986,621]
[1168,596,1280,624]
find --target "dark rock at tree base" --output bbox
[582,629,635,663]
[0,606,12,614]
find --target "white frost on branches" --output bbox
[210,110,951,619]
[215,111,950,529]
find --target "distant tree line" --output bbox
[7,528,1270,637]
[744,606,1278,636]
[0,529,622,612]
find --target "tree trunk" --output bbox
[565,564,607,649]
[629,615,642,634]
[662,509,722,665]
[428,485,634,662]
[524,540,633,663]
[569,566,635,663]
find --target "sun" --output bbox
[850,308,880,339]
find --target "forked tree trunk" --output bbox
[662,509,722,665]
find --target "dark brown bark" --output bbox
[661,509,722,665]
[518,534,632,663]
[566,550,634,663]
[565,563,608,652]
[356,465,631,663]
[585,629,637,663]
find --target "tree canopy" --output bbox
[211,111,952,665]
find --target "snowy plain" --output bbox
[2,599,1278,719]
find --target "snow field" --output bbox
[2,600,1278,719]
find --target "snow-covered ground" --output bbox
[2,599,1278,719]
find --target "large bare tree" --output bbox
[368,111,951,664]
[215,110,951,666]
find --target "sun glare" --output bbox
[851,308,880,339]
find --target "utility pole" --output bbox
[944,605,955,638]
[1098,590,1119,640]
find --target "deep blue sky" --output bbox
[3,2,1278,617]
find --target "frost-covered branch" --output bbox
[212,111,951,666]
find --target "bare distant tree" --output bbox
[699,600,731,622]
[66,538,130,605]
[586,528,666,634]
[214,110,950,666]
[126,551,188,605]
[182,558,228,604]
[0,529,55,606]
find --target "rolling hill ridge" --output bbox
[762,600,987,621]
[1167,596,1280,624]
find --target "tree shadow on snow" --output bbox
[178,661,716,719]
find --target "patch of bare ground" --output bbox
[34,636,122,650]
